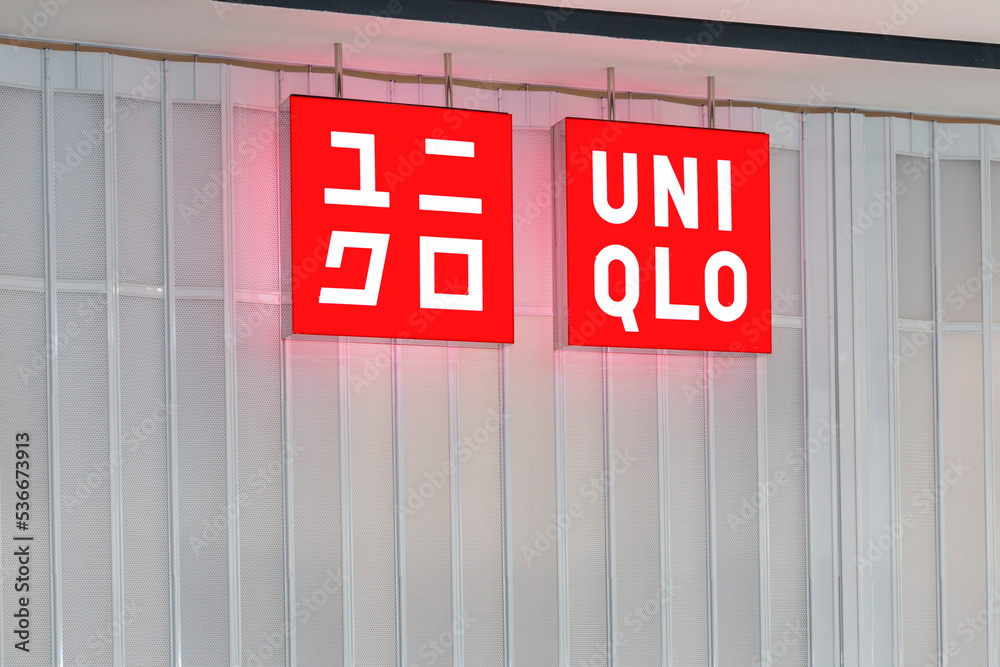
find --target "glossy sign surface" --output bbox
[554,118,771,353]
[290,95,514,343]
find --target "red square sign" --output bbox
[290,95,513,343]
[554,118,771,353]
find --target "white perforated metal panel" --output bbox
[994,334,1000,653]
[236,302,285,666]
[0,289,52,665]
[563,348,607,667]
[711,354,761,667]
[666,354,710,666]
[288,341,343,666]
[770,148,802,316]
[609,352,662,667]
[173,103,223,289]
[57,292,112,667]
[896,330,938,665]
[896,155,934,321]
[118,295,170,666]
[508,316,558,666]
[348,342,398,667]
[115,97,163,287]
[400,344,453,667]
[54,92,106,282]
[766,327,808,667]
[992,163,1000,323]
[457,347,505,667]
[233,106,279,293]
[939,160,982,323]
[279,105,291,299]
[0,86,44,279]
[176,299,230,667]
[512,129,553,307]
[941,335,986,666]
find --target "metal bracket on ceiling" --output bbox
[607,66,615,121]
[444,52,453,108]
[708,75,716,128]
[334,42,343,98]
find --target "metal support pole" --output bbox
[444,53,453,108]
[43,47,64,667]
[607,67,615,121]
[334,43,343,99]
[708,76,716,128]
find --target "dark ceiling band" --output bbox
[241,0,999,70]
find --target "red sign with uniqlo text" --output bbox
[554,118,771,353]
[290,95,513,343]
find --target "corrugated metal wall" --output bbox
[4,41,992,667]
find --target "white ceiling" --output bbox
[497,0,1000,44]
[2,0,999,119]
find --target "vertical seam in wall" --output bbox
[449,344,464,667]
[162,59,182,667]
[830,114,846,667]
[496,88,512,667]
[850,113,873,667]
[800,112,818,666]
[931,120,946,667]
[281,337,295,667]
[277,70,297,667]
[603,348,616,667]
[757,341,769,666]
[706,352,718,667]
[221,64,241,667]
[981,124,996,667]
[393,344,406,667]
[757,112,771,667]
[822,112,843,667]
[43,47,64,667]
[657,353,671,667]
[499,345,512,667]
[886,118,903,667]
[340,339,354,667]
[554,346,568,667]
[105,52,126,667]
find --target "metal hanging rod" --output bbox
[334,42,343,99]
[707,75,716,128]
[444,53,453,108]
[607,66,615,121]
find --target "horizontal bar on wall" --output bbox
[3,34,1000,125]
